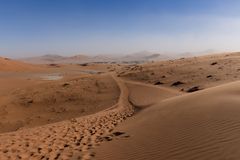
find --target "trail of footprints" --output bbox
[0,75,134,160]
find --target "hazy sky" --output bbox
[1,0,240,58]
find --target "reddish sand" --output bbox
[0,53,240,160]
[95,81,240,160]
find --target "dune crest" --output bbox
[0,74,135,159]
[0,53,240,160]
[95,80,240,160]
[0,57,41,72]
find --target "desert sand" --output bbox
[95,81,240,160]
[0,52,240,159]
[119,52,240,91]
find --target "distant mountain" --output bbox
[19,51,170,64]
[120,51,169,62]
[175,49,218,59]
[62,54,91,63]
[20,54,91,64]
[20,54,66,64]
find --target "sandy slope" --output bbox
[0,74,120,133]
[0,53,240,160]
[0,74,135,160]
[0,58,125,134]
[0,57,42,72]
[126,80,182,107]
[119,52,240,91]
[95,80,240,160]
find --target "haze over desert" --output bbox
[0,52,239,160]
[1,0,240,160]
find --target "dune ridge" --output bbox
[0,53,240,160]
[0,74,120,133]
[95,80,240,160]
[119,52,240,91]
[0,57,42,72]
[125,80,182,107]
[0,74,134,160]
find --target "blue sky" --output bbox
[1,0,240,58]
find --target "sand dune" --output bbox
[119,52,240,91]
[95,80,240,160]
[0,57,41,72]
[0,74,120,133]
[0,74,134,159]
[0,53,240,160]
[126,80,181,107]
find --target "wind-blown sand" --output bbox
[95,81,240,160]
[0,53,240,159]
[126,80,182,107]
[119,52,240,91]
[0,57,42,72]
[0,74,120,133]
[0,74,134,159]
